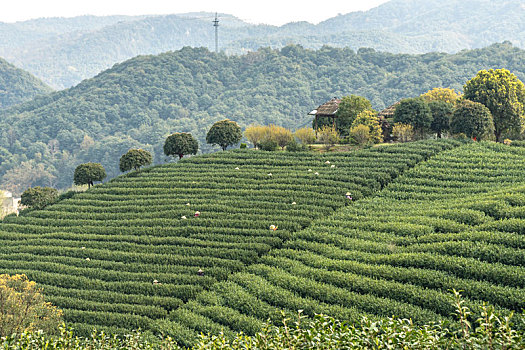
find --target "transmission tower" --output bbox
[213,13,219,53]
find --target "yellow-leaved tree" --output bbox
[0,274,62,336]
[420,87,461,104]
[350,110,383,144]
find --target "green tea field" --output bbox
[0,140,458,338]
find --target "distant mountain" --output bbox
[0,57,52,109]
[0,43,524,194]
[0,0,523,88]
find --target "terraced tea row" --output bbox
[166,142,525,346]
[0,140,459,335]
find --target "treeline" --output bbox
[1,43,525,194]
[0,57,52,109]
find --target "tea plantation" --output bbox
[162,141,525,346]
[0,140,459,337]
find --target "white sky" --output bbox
[0,0,390,26]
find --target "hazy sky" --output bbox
[0,0,390,25]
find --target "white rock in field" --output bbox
[181,216,187,219]
[331,164,335,168]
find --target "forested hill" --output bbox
[1,43,524,194]
[0,57,52,109]
[0,0,523,88]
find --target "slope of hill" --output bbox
[0,0,523,88]
[0,140,458,337]
[1,43,524,194]
[165,142,525,345]
[0,57,52,109]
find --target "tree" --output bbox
[245,125,268,149]
[73,162,106,187]
[393,97,433,137]
[392,123,414,142]
[119,149,152,172]
[0,274,62,336]
[451,100,494,141]
[350,124,370,145]
[268,124,293,150]
[163,132,198,159]
[317,126,340,151]
[206,119,242,151]
[428,101,454,138]
[335,95,373,136]
[464,69,525,142]
[421,88,461,104]
[351,110,383,143]
[20,186,58,210]
[294,127,316,145]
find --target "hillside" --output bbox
[0,0,523,88]
[0,57,52,109]
[0,140,458,338]
[162,142,525,345]
[1,43,524,194]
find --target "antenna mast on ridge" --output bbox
[213,12,219,53]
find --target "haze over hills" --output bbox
[0,57,52,109]
[0,42,524,194]
[0,0,523,88]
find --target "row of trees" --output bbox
[394,69,525,141]
[18,120,244,210]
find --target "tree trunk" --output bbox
[495,130,501,142]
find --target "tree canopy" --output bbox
[393,97,433,136]
[428,101,454,138]
[451,100,494,140]
[335,95,373,136]
[119,149,153,172]
[163,133,198,159]
[20,186,58,210]
[463,68,525,141]
[73,163,106,187]
[206,119,242,151]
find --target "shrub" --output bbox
[286,139,307,152]
[294,127,316,145]
[317,126,340,151]
[349,124,371,145]
[0,274,62,336]
[240,143,247,149]
[20,186,58,209]
[260,139,278,151]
